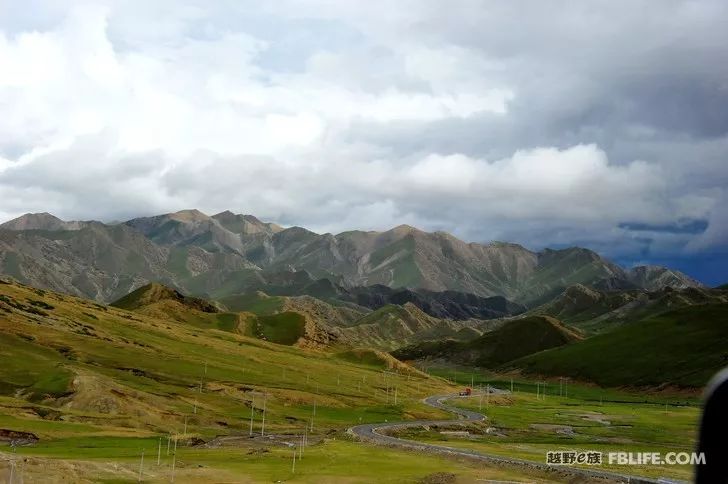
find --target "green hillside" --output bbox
[0,278,714,482]
[531,284,728,334]
[2,211,703,307]
[218,291,284,314]
[393,315,581,367]
[111,282,220,312]
[245,311,307,345]
[109,282,248,332]
[506,303,728,387]
[114,284,484,350]
[3,278,576,482]
[0,278,454,434]
[340,303,489,350]
[112,283,263,336]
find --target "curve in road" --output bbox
[348,392,668,484]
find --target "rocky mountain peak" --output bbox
[627,265,704,291]
[212,211,283,234]
[168,209,211,223]
[0,212,86,231]
[0,209,706,305]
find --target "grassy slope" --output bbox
[111,282,217,312]
[246,311,307,345]
[130,299,245,332]
[507,303,728,387]
[531,285,633,326]
[4,437,549,483]
[368,236,423,288]
[110,283,256,338]
[0,280,456,438]
[515,250,615,306]
[405,389,699,481]
[1,283,578,483]
[398,366,701,481]
[218,291,284,314]
[349,304,404,326]
[0,278,714,482]
[0,332,73,400]
[339,304,469,351]
[394,316,581,367]
[215,292,477,350]
[531,285,728,335]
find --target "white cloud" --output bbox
[1,133,681,250]
[0,0,726,267]
[0,4,511,160]
[398,145,674,226]
[686,192,728,252]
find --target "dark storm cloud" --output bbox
[333,1,728,167]
[619,220,709,235]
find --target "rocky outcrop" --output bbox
[0,428,39,446]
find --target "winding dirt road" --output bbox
[348,392,669,484]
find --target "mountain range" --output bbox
[505,302,728,388]
[528,283,728,333]
[0,210,702,309]
[392,315,583,367]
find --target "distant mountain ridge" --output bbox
[199,269,527,321]
[336,303,498,351]
[112,282,221,313]
[0,212,89,231]
[530,283,728,333]
[392,315,582,367]
[505,303,728,388]
[0,210,703,306]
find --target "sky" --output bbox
[0,1,727,285]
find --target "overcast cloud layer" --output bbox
[1,1,727,283]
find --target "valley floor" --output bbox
[0,280,707,483]
[390,368,699,482]
[1,439,573,483]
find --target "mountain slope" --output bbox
[119,210,703,305]
[346,285,526,320]
[0,276,452,451]
[392,315,581,367]
[0,210,703,305]
[532,284,728,333]
[112,284,343,348]
[0,212,88,231]
[505,303,728,388]
[124,209,250,255]
[214,269,526,320]
[107,282,245,331]
[211,210,283,235]
[626,265,703,291]
[111,282,220,313]
[338,303,493,351]
[0,222,175,302]
[0,216,258,303]
[214,291,496,351]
